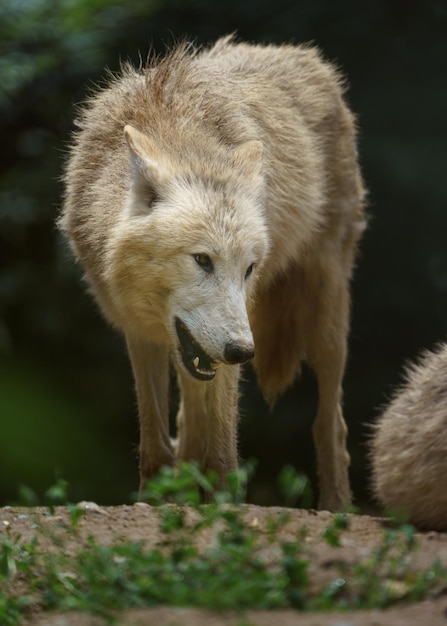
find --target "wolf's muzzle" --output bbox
[175,317,220,381]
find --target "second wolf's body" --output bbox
[61,37,366,510]
[371,343,447,530]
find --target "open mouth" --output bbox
[175,317,221,381]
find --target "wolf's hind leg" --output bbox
[252,260,352,510]
[126,334,175,493]
[308,283,352,512]
[312,361,351,511]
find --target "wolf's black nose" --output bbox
[224,341,254,364]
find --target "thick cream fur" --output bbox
[371,343,447,530]
[60,37,366,509]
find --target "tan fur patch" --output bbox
[371,342,447,530]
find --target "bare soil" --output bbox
[2,503,447,626]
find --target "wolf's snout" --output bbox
[224,341,254,365]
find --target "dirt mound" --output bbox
[2,503,447,625]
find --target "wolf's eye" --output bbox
[194,253,213,273]
[245,263,255,279]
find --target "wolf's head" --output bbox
[105,125,269,381]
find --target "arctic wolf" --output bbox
[61,36,366,511]
[371,342,447,530]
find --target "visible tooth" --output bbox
[210,362,221,370]
[193,356,199,369]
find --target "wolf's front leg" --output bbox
[125,334,175,492]
[176,365,240,489]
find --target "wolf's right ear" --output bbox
[124,125,169,212]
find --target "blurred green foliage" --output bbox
[1,0,446,507]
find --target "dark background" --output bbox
[1,0,446,508]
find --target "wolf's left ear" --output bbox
[231,140,263,181]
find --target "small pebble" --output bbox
[76,501,108,515]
